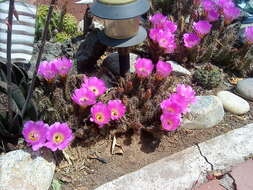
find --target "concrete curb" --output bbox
[95,124,253,190]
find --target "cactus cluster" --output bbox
[193,64,223,89]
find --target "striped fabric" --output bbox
[0,0,36,64]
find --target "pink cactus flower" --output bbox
[201,0,217,12]
[22,121,48,151]
[82,77,107,97]
[160,112,181,131]
[107,100,126,120]
[176,84,197,105]
[183,33,201,48]
[157,31,177,53]
[54,57,73,77]
[245,26,253,44]
[149,13,168,29]
[216,0,235,9]
[207,9,220,22]
[160,98,184,114]
[149,28,163,41]
[223,7,240,24]
[156,61,172,79]
[45,122,74,151]
[164,20,178,33]
[169,93,189,113]
[193,20,212,37]
[38,61,58,82]
[135,58,154,78]
[90,102,111,127]
[71,87,96,107]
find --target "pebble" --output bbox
[182,96,224,129]
[167,61,191,76]
[217,91,250,115]
[236,78,253,101]
[0,149,55,190]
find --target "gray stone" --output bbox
[217,91,250,115]
[236,78,253,101]
[199,123,253,170]
[76,29,107,73]
[167,61,191,76]
[0,149,55,190]
[103,52,138,75]
[182,96,224,129]
[95,146,210,190]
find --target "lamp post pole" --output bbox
[118,47,130,76]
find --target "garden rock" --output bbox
[0,149,55,190]
[76,29,107,73]
[182,96,224,129]
[103,52,138,75]
[217,91,250,115]
[167,61,191,76]
[236,78,253,101]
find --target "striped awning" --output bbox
[0,0,36,64]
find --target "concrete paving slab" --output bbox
[95,146,210,190]
[95,124,253,190]
[198,123,253,170]
[193,179,226,190]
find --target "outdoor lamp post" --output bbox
[90,0,150,76]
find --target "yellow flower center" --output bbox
[89,87,99,96]
[28,131,39,141]
[167,120,173,126]
[167,107,175,113]
[96,113,105,122]
[111,109,118,117]
[53,133,64,144]
[80,97,88,102]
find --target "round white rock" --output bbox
[217,91,250,115]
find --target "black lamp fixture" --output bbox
[90,0,150,76]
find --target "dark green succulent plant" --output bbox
[0,62,38,139]
[193,65,223,89]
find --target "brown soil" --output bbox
[49,74,253,190]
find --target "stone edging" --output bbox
[95,123,253,190]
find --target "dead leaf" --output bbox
[228,77,243,85]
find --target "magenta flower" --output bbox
[90,102,111,127]
[193,20,212,37]
[164,20,177,33]
[169,93,189,113]
[54,57,73,77]
[160,112,181,131]
[82,77,107,97]
[71,87,96,107]
[160,98,184,114]
[38,61,58,82]
[135,58,154,78]
[149,28,161,41]
[22,121,48,151]
[207,9,220,22]
[157,31,177,53]
[176,84,197,105]
[45,122,74,151]
[216,0,235,9]
[156,61,172,79]
[183,33,201,48]
[245,26,253,44]
[107,100,126,120]
[201,0,217,12]
[223,7,240,24]
[149,13,168,29]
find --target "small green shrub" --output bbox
[193,65,223,89]
[54,32,72,43]
[62,13,78,35]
